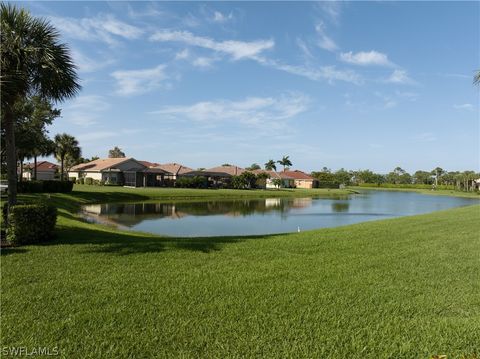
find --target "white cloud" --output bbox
[257,57,362,85]
[340,51,393,67]
[175,49,190,60]
[150,29,274,60]
[296,38,314,59]
[111,64,168,96]
[192,57,216,68]
[453,103,474,111]
[386,69,414,84]
[64,95,110,127]
[77,129,142,142]
[315,22,338,52]
[316,2,343,24]
[48,14,143,46]
[149,93,309,130]
[212,11,233,23]
[71,48,115,73]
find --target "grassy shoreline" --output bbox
[351,185,480,199]
[1,186,479,357]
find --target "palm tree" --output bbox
[277,155,292,172]
[264,159,277,171]
[1,4,80,205]
[54,134,80,180]
[474,70,480,85]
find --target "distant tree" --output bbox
[264,159,277,171]
[246,163,261,171]
[271,178,283,188]
[221,163,232,167]
[108,146,125,158]
[277,155,292,172]
[474,70,480,85]
[431,167,444,186]
[413,170,433,185]
[1,3,80,205]
[54,133,81,180]
[334,168,353,185]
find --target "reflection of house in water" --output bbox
[265,198,281,207]
[291,198,313,208]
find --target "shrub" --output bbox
[76,177,84,185]
[93,179,100,186]
[318,181,340,189]
[17,180,73,193]
[84,177,93,185]
[5,203,57,245]
[175,176,208,188]
[69,177,76,182]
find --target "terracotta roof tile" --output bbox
[70,158,142,171]
[282,170,316,180]
[154,163,194,175]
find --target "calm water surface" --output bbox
[81,190,477,237]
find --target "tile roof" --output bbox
[154,163,194,175]
[282,170,316,180]
[203,165,245,176]
[70,158,143,172]
[24,161,58,171]
[252,169,294,180]
[138,160,159,168]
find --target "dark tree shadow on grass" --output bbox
[0,247,29,256]
[39,225,268,256]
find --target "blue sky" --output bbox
[18,1,479,173]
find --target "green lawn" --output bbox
[1,187,479,358]
[352,185,480,199]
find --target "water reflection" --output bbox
[81,191,477,237]
[82,198,315,227]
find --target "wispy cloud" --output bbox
[340,51,393,67]
[71,48,115,73]
[48,14,143,46]
[150,29,274,60]
[411,132,437,142]
[212,10,234,23]
[315,22,338,52]
[316,2,343,24]
[149,93,310,130]
[453,103,474,111]
[111,64,168,96]
[64,95,110,127]
[386,69,415,84]
[257,57,362,85]
[77,128,143,142]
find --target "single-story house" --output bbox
[22,161,58,181]
[283,170,319,188]
[69,157,169,187]
[153,163,194,183]
[184,165,245,186]
[138,160,160,168]
[252,170,295,188]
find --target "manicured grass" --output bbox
[1,186,479,358]
[352,185,480,199]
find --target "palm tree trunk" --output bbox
[5,116,17,206]
[34,155,38,180]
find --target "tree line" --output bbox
[311,167,479,191]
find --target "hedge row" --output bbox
[3,203,57,245]
[17,180,74,193]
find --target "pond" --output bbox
[80,190,477,237]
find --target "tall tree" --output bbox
[264,159,277,171]
[54,133,81,180]
[108,146,126,158]
[431,167,444,186]
[1,4,80,205]
[277,155,292,172]
[474,70,480,85]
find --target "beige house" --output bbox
[253,170,295,188]
[184,164,245,186]
[22,161,58,181]
[283,170,318,189]
[69,158,168,187]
